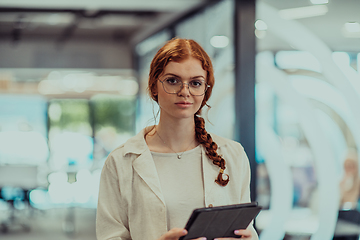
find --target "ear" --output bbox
[151,86,158,102]
[152,83,158,96]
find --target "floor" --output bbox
[0,206,96,240]
[1,205,357,240]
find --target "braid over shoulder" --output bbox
[194,115,229,186]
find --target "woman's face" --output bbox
[156,57,207,121]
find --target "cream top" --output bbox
[151,145,205,230]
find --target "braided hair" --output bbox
[148,38,229,186]
[194,115,229,186]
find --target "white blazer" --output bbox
[96,128,259,240]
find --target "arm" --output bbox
[96,159,131,240]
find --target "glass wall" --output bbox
[0,69,137,238]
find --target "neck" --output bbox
[156,117,196,152]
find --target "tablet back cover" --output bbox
[181,204,261,240]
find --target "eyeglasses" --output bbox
[158,77,210,96]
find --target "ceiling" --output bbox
[0,0,210,45]
[0,0,359,97]
[259,0,360,53]
[0,0,359,52]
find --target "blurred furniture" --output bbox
[257,208,360,239]
[333,210,360,240]
[0,164,38,233]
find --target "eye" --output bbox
[165,77,180,85]
[189,80,204,88]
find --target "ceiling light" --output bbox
[279,5,328,20]
[344,22,360,33]
[210,36,229,48]
[342,22,360,38]
[255,19,268,31]
[310,0,329,4]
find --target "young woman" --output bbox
[96,38,258,240]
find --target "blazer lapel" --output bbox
[132,150,166,206]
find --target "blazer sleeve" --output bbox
[239,146,252,204]
[96,156,131,240]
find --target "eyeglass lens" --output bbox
[161,79,207,96]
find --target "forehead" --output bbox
[161,57,206,78]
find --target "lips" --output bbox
[175,101,193,107]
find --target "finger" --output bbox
[234,229,251,236]
[234,229,252,239]
[213,238,236,240]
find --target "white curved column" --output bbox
[291,76,357,167]
[256,118,293,240]
[256,51,339,240]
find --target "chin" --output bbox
[173,112,197,119]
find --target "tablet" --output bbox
[179,202,262,240]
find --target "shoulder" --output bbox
[209,133,249,169]
[209,132,244,151]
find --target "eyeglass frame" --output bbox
[158,79,211,96]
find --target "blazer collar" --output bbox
[122,128,149,156]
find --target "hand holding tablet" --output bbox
[179,202,262,240]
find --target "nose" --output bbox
[178,82,191,96]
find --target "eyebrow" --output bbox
[162,73,206,80]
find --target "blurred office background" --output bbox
[0,0,360,239]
